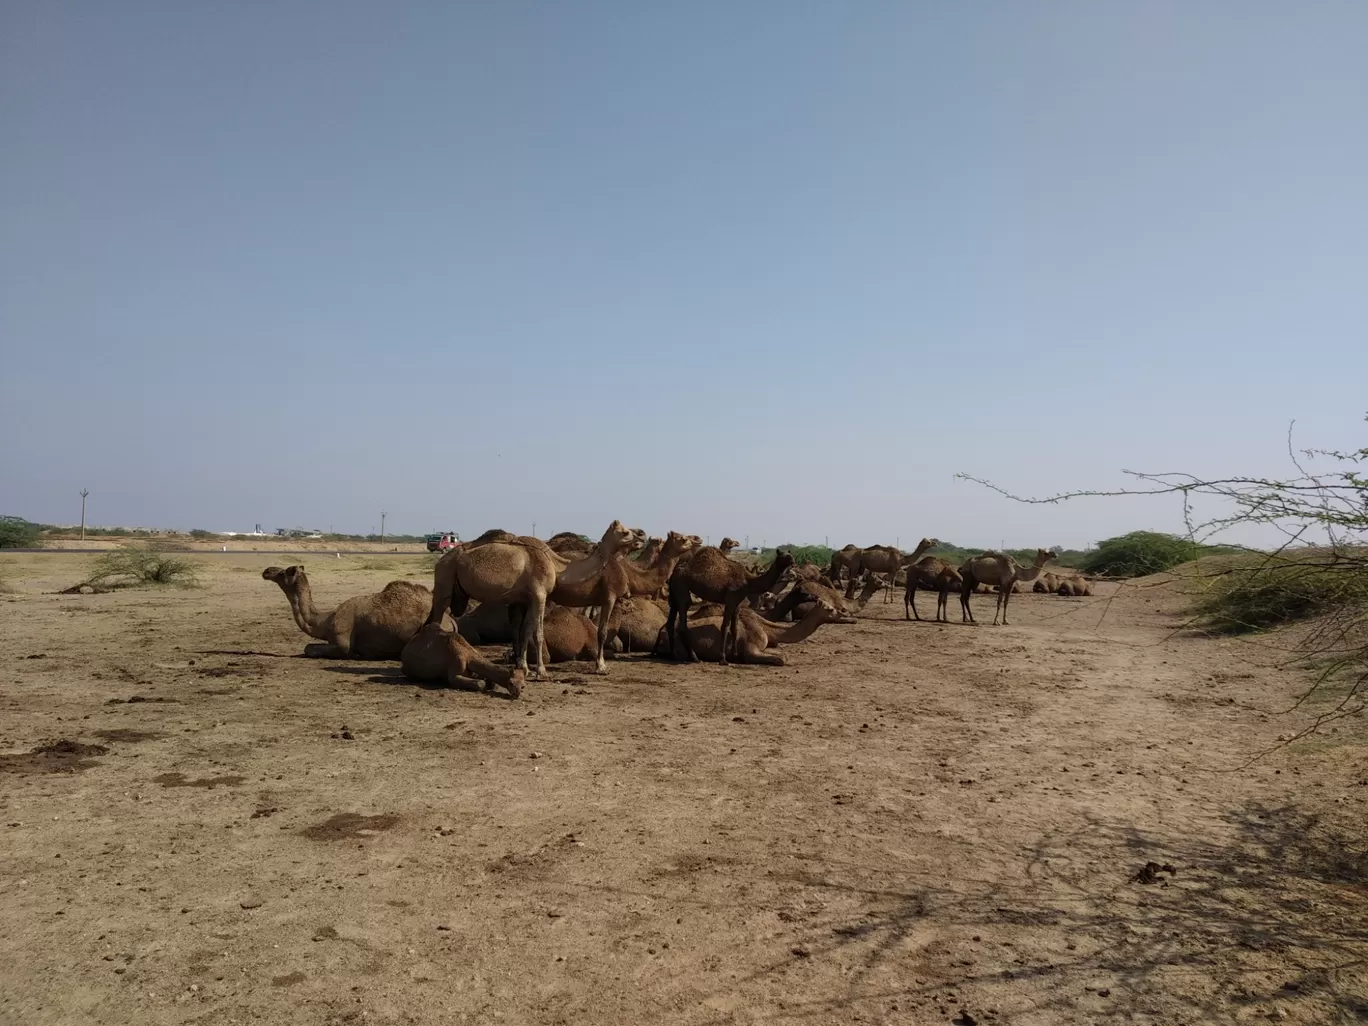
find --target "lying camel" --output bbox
[262,565,436,659]
[765,573,885,623]
[400,623,525,698]
[1057,575,1093,596]
[1032,572,1061,594]
[609,596,669,654]
[654,600,841,665]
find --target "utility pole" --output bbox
[380,511,387,542]
[80,489,89,542]
[532,522,536,538]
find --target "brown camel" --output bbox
[547,530,696,673]
[903,557,963,623]
[844,539,937,602]
[400,623,525,698]
[546,532,592,558]
[455,601,519,646]
[1057,575,1093,596]
[1032,572,1061,594]
[608,596,669,653]
[666,548,795,664]
[959,549,1056,625]
[766,573,885,623]
[425,520,637,678]
[654,599,842,665]
[262,565,435,659]
[827,544,862,583]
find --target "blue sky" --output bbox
[3,2,1365,547]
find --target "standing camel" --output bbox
[959,549,1056,626]
[846,538,938,602]
[903,557,963,623]
[667,548,796,665]
[546,530,696,673]
[425,520,637,679]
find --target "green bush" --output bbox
[0,516,42,549]
[81,544,201,589]
[189,529,214,540]
[1191,551,1368,634]
[1081,531,1216,578]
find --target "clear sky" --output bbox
[3,2,1365,548]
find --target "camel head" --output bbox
[1033,548,1057,568]
[661,531,697,559]
[719,537,740,555]
[771,550,796,575]
[598,520,639,555]
[814,599,842,624]
[261,565,306,593]
[627,526,649,553]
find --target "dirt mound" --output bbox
[0,739,109,775]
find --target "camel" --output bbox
[1032,572,1061,594]
[609,596,669,653]
[547,530,696,673]
[1057,575,1093,597]
[827,544,862,583]
[718,537,740,555]
[262,565,436,659]
[841,539,937,602]
[766,573,886,623]
[547,532,592,558]
[666,548,795,664]
[959,549,1056,626]
[425,520,637,678]
[903,557,963,623]
[400,623,525,698]
[455,601,519,646]
[634,536,664,565]
[654,599,842,665]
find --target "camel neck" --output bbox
[289,576,328,639]
[769,606,829,645]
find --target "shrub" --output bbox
[1081,531,1213,578]
[0,516,42,549]
[80,544,201,589]
[1191,550,1368,634]
[189,529,214,540]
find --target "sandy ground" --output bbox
[1,551,1366,1026]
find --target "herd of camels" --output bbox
[262,524,1094,699]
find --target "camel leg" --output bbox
[527,593,549,680]
[303,643,347,658]
[676,602,701,663]
[993,588,1005,626]
[906,587,921,622]
[936,587,949,623]
[512,605,530,674]
[999,584,1013,626]
[960,578,975,624]
[739,642,783,666]
[593,596,617,674]
[720,596,745,666]
[844,576,858,602]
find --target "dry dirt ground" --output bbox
[2,552,1366,1026]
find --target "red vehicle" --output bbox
[424,532,461,553]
